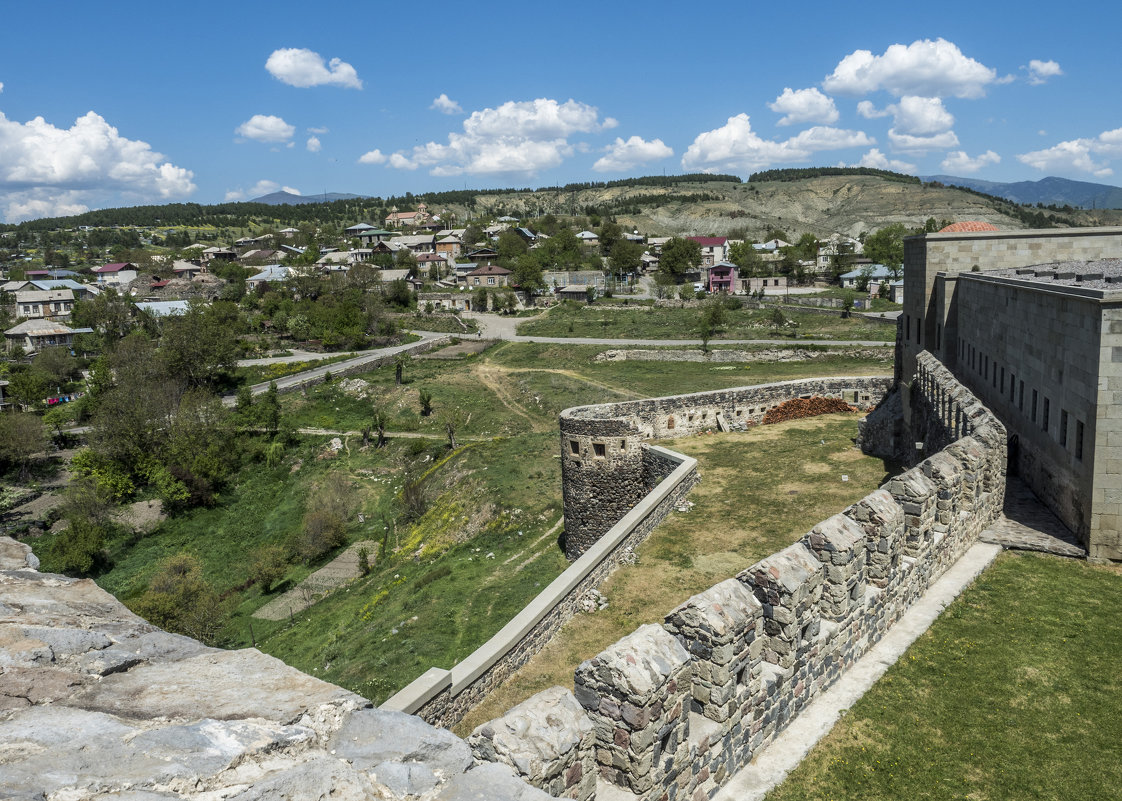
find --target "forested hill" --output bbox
[5,170,1120,239]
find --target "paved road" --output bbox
[237,349,359,367]
[223,331,447,405]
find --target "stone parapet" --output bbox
[464,358,1005,800]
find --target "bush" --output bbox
[250,545,288,593]
[130,553,225,644]
[69,448,136,502]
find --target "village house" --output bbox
[741,275,790,294]
[436,235,463,260]
[839,263,895,289]
[14,288,75,320]
[246,264,289,291]
[92,262,139,287]
[467,264,512,287]
[4,319,92,354]
[687,236,728,266]
[706,261,737,294]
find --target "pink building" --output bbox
[707,261,737,293]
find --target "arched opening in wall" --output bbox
[1007,433,1019,477]
[667,416,676,430]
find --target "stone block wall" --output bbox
[468,358,1005,800]
[561,376,892,558]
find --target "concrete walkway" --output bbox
[253,540,380,621]
[714,541,1003,801]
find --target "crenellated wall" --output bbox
[560,376,892,558]
[469,353,1006,800]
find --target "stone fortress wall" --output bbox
[559,376,892,558]
[467,353,1006,800]
[384,376,891,730]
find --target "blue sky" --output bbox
[0,0,1118,222]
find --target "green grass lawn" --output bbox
[768,551,1122,801]
[516,304,896,341]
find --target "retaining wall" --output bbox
[560,376,893,558]
[382,445,699,729]
[468,352,1006,800]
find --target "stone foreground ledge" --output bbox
[0,537,550,801]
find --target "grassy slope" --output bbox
[768,552,1122,801]
[516,304,896,342]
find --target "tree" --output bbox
[598,221,622,256]
[393,352,409,385]
[659,237,702,279]
[48,478,112,576]
[608,240,642,284]
[6,367,50,410]
[863,223,908,277]
[0,413,47,481]
[496,230,528,265]
[34,347,80,385]
[728,241,764,278]
[258,381,281,436]
[249,545,288,593]
[697,296,728,353]
[160,300,239,390]
[512,252,545,291]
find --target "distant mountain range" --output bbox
[250,191,369,206]
[922,175,1122,209]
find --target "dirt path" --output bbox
[472,362,549,432]
[253,540,380,621]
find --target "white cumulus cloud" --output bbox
[887,129,960,153]
[389,98,614,177]
[681,114,873,172]
[1017,127,1122,177]
[941,150,1001,173]
[890,96,954,136]
[430,93,463,114]
[0,110,195,222]
[236,114,295,143]
[358,148,387,165]
[265,48,362,89]
[823,38,997,99]
[768,87,839,126]
[854,148,916,173]
[857,101,892,119]
[1027,59,1063,85]
[306,136,322,152]
[592,136,673,172]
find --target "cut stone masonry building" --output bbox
[899,225,1122,559]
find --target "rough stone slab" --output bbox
[64,648,368,723]
[434,762,555,801]
[665,578,762,640]
[329,707,473,777]
[0,539,38,571]
[469,686,591,777]
[224,753,386,801]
